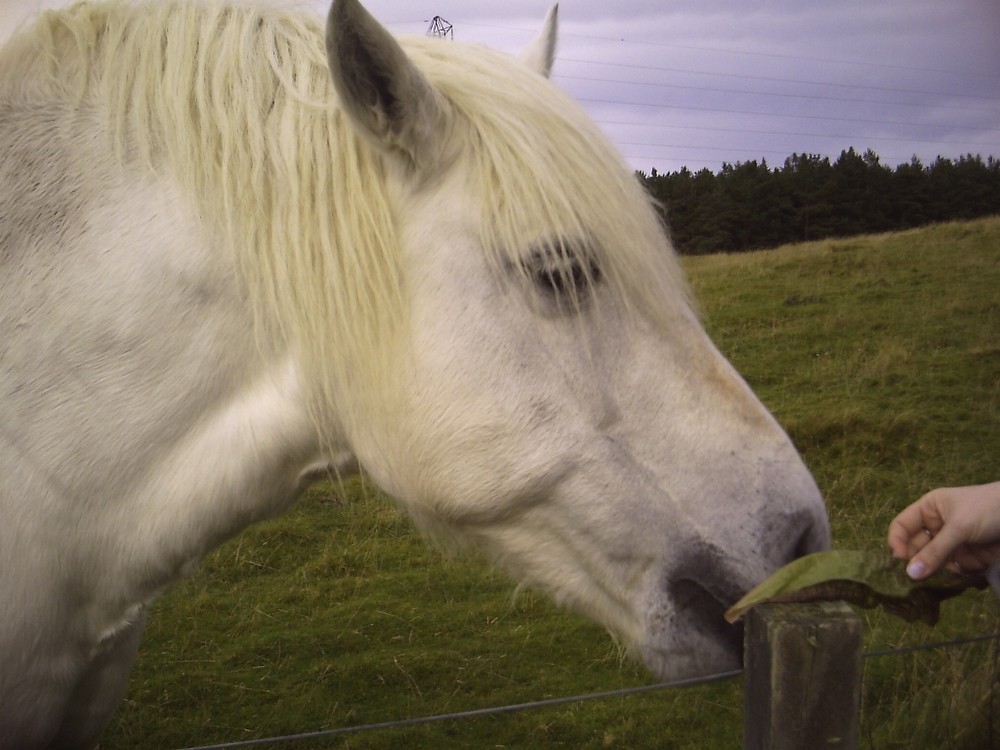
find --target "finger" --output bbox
[888,524,933,560]
[954,543,1000,574]
[906,525,965,579]
[888,503,943,555]
[888,519,920,558]
[906,530,931,561]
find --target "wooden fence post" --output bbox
[744,601,862,749]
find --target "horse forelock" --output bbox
[406,37,695,330]
[3,0,693,451]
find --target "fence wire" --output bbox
[173,631,998,750]
[176,669,741,750]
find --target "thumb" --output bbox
[906,527,962,580]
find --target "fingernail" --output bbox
[906,560,927,580]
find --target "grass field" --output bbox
[104,217,1000,749]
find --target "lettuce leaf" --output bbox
[724,550,986,624]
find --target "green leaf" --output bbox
[724,550,987,625]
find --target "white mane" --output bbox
[1,0,692,446]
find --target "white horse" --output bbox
[0,1,830,747]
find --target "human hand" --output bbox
[887,482,1000,580]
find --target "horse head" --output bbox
[324,0,830,680]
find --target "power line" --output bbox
[558,57,1000,105]
[554,73,1000,117]
[619,153,952,170]
[451,17,1000,83]
[614,142,933,168]
[566,36,1000,83]
[388,13,1000,171]
[558,60,1000,166]
[575,95,1000,134]
[595,117,998,151]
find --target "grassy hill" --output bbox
[106,217,1000,749]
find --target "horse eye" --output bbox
[521,247,602,300]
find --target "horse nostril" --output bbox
[794,528,818,560]
[791,506,833,561]
[670,578,744,660]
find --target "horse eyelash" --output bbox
[520,244,602,301]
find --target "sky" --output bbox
[4,0,999,175]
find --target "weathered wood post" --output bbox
[744,601,862,749]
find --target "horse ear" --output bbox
[518,5,558,77]
[326,0,451,168]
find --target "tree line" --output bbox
[638,149,1000,255]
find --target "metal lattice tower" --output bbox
[426,16,453,39]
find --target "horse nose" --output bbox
[672,495,829,619]
[639,495,828,681]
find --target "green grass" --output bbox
[104,217,1000,749]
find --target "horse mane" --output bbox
[2,0,691,447]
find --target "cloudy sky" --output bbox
[4,0,999,174]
